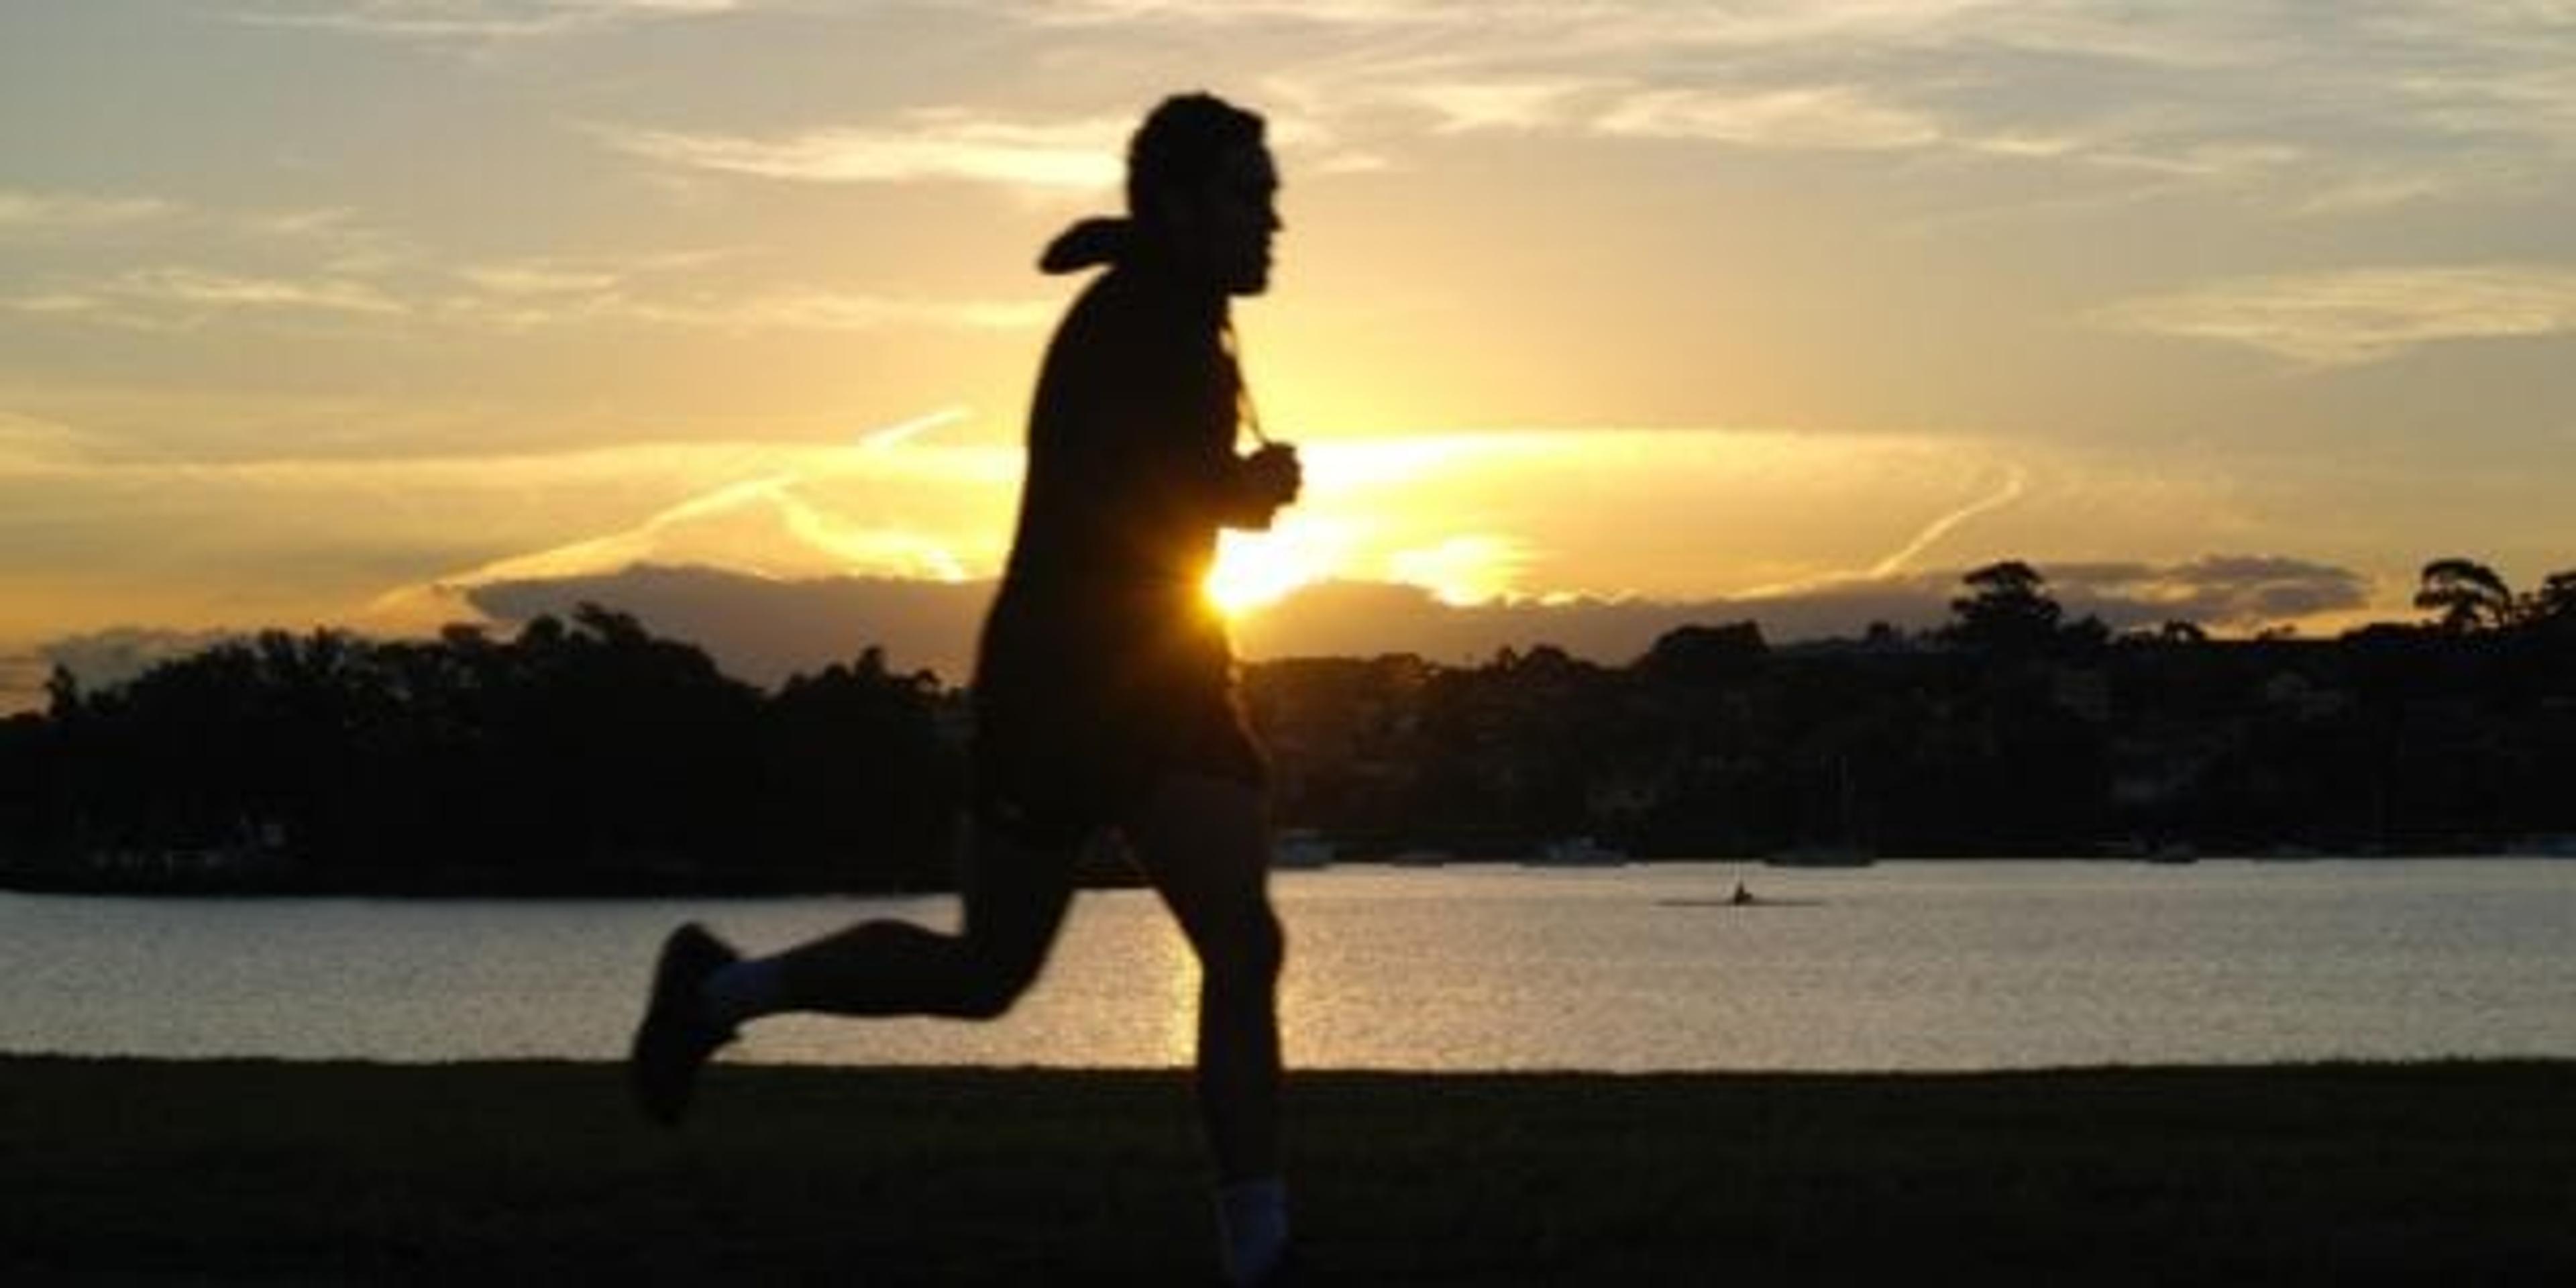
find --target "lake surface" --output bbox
[5,861,2569,1071]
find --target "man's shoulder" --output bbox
[1069,266,1216,333]
[1046,269,1189,375]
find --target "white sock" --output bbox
[698,956,788,1030]
[1217,1176,1290,1285]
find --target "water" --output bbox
[3,861,2569,1071]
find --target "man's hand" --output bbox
[1245,442,1301,510]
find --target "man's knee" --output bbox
[1208,906,1286,989]
[952,946,1046,1019]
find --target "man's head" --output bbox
[1126,93,1280,296]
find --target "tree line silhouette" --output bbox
[2,606,960,893]
[1242,557,2576,860]
[4,557,2573,894]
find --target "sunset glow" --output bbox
[7,3,2576,704]
[1205,521,1346,620]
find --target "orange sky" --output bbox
[7,1,2576,700]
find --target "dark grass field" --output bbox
[3,1057,2570,1284]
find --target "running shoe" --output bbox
[627,921,739,1126]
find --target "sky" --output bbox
[6,0,2575,702]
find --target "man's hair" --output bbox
[1126,93,1266,225]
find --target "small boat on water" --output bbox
[1656,881,1823,909]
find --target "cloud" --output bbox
[0,189,176,232]
[1248,557,2375,661]
[468,565,996,686]
[1595,85,1945,152]
[13,251,1049,336]
[1868,465,2028,578]
[0,651,50,715]
[230,0,749,42]
[0,552,2396,714]
[604,111,1130,191]
[427,466,981,590]
[1240,1,2576,216]
[433,282,1053,334]
[124,268,410,315]
[12,268,409,325]
[0,412,105,475]
[1358,65,2300,195]
[346,406,1008,634]
[435,554,2377,694]
[1404,79,1604,134]
[29,626,241,700]
[443,251,1051,333]
[1009,0,2013,44]
[0,405,1022,648]
[2046,555,2377,625]
[456,262,626,296]
[1009,0,1481,28]
[2100,265,2576,366]
[575,290,1053,333]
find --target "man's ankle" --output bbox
[1217,1175,1289,1285]
[700,955,788,1030]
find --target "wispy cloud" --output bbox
[2065,555,2377,627]
[2100,265,2576,366]
[1012,0,1474,28]
[15,627,239,712]
[231,0,750,42]
[1870,465,2028,578]
[129,268,410,315]
[1253,1,2573,215]
[457,262,627,296]
[355,406,996,631]
[1403,78,1604,134]
[1730,553,2375,637]
[604,110,1130,191]
[1596,85,1943,152]
[9,268,411,325]
[587,290,1053,333]
[13,249,1048,336]
[1012,0,2013,43]
[0,411,105,476]
[0,189,177,231]
[433,278,1053,334]
[1729,463,2030,600]
[419,550,2379,697]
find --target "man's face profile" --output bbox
[1165,143,1281,297]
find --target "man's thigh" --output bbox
[1128,773,1276,960]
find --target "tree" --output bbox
[2414,557,2516,633]
[1944,560,2063,655]
[2519,570,2576,631]
[44,665,80,720]
[1636,621,1768,686]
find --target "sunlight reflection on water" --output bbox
[4,861,2570,1070]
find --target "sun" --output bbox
[1203,523,1340,619]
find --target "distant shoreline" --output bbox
[5,1056,2568,1283]
[7,849,2573,901]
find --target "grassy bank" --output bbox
[4,1057,2569,1284]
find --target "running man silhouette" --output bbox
[629,92,1302,1286]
